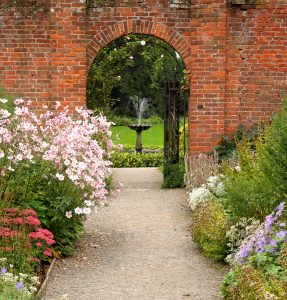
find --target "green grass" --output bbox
[111,124,164,148]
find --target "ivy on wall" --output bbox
[0,0,49,15]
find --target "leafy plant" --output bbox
[162,162,185,188]
[0,261,38,300]
[0,98,113,256]
[190,200,230,261]
[221,203,287,299]
[0,207,54,274]
[112,151,163,168]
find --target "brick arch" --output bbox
[86,20,191,71]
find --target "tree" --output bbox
[87,34,187,117]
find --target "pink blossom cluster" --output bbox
[0,99,114,215]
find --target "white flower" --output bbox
[0,150,4,158]
[140,40,146,45]
[129,56,133,59]
[56,173,65,181]
[0,98,8,103]
[14,98,24,105]
[65,211,73,219]
[74,207,83,215]
[235,165,241,172]
[188,186,212,210]
[84,200,93,207]
[82,207,92,215]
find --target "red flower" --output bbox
[4,208,18,214]
[30,257,40,263]
[24,216,41,227]
[20,209,38,217]
[13,217,24,225]
[1,217,10,224]
[38,228,54,239]
[43,248,52,257]
[36,242,43,247]
[0,227,10,237]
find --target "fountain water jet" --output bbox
[128,96,152,153]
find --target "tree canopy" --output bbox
[87,34,188,118]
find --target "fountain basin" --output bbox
[128,124,152,153]
[128,124,152,132]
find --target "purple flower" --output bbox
[234,202,286,264]
[1,267,6,274]
[15,281,24,290]
[276,230,287,239]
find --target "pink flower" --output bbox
[13,217,24,225]
[65,211,73,219]
[36,242,43,247]
[117,144,123,150]
[20,209,38,217]
[30,257,40,263]
[43,248,52,257]
[25,216,41,227]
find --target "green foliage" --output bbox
[257,104,287,207]
[214,124,264,161]
[162,162,185,188]
[190,200,230,261]
[222,99,287,221]
[110,115,163,126]
[2,160,86,256]
[111,151,163,168]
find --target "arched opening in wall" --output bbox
[87,34,189,187]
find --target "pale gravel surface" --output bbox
[44,168,228,300]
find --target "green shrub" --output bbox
[162,162,185,188]
[222,99,287,221]
[5,160,86,256]
[190,200,230,261]
[109,114,163,126]
[111,151,163,168]
[222,138,275,221]
[214,124,264,161]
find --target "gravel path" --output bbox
[44,168,227,300]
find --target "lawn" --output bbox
[111,124,164,148]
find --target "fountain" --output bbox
[128,96,152,153]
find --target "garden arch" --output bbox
[87,22,191,161]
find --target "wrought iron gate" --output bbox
[164,81,181,164]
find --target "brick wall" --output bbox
[0,0,286,153]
